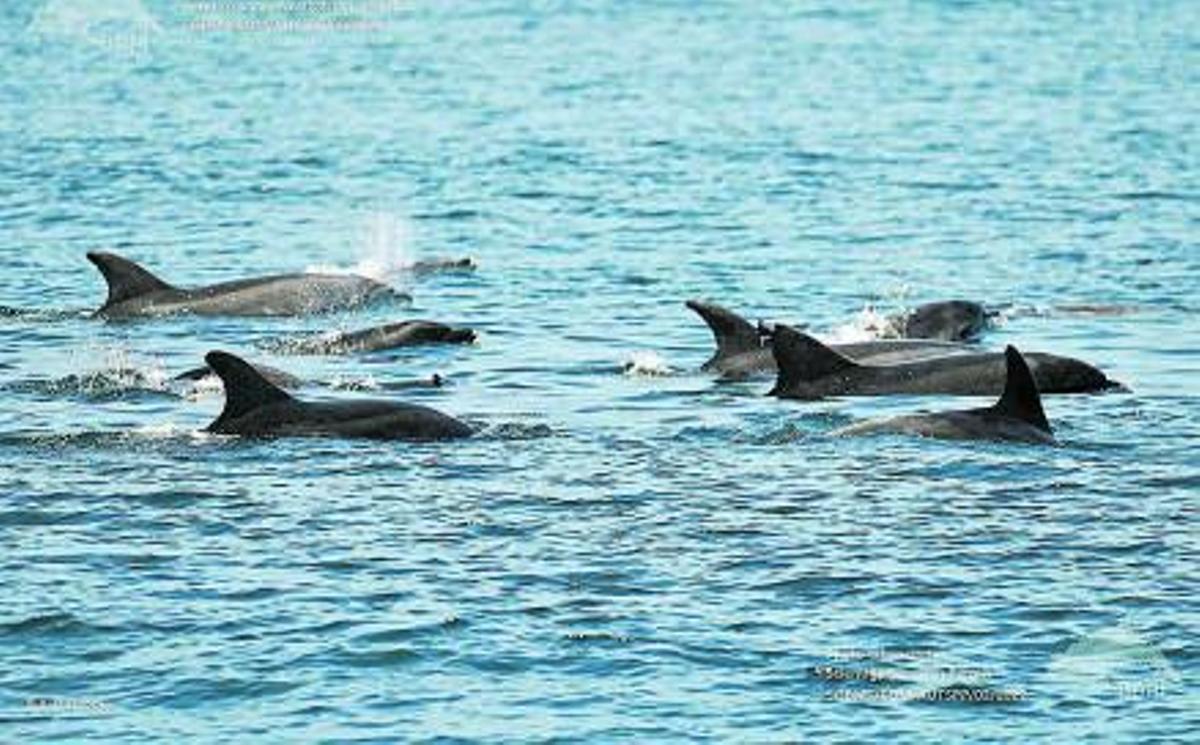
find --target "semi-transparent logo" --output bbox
[27,0,162,58]
[1046,625,1181,701]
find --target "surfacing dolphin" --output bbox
[407,257,476,276]
[87,252,406,318]
[832,346,1055,444]
[768,324,1121,399]
[893,300,989,342]
[203,351,471,440]
[270,320,476,355]
[686,300,975,378]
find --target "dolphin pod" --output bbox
[686,299,981,378]
[832,346,1055,445]
[87,251,405,318]
[768,324,1120,399]
[203,351,472,440]
[30,252,1126,445]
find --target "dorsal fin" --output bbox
[991,346,1051,432]
[87,252,174,307]
[685,300,763,369]
[769,324,859,394]
[204,350,294,430]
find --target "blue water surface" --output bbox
[0,1,1196,741]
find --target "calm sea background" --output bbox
[1,1,1196,741]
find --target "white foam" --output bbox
[824,305,903,343]
[328,374,380,391]
[622,350,675,377]
[182,373,225,401]
[70,344,172,393]
[128,422,191,439]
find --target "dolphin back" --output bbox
[87,252,175,309]
[205,350,295,431]
[768,324,860,396]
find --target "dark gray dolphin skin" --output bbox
[832,346,1055,444]
[896,300,988,341]
[686,300,974,378]
[278,320,476,355]
[407,257,476,276]
[768,324,1120,399]
[203,351,471,440]
[87,252,405,318]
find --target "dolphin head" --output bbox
[1028,353,1124,393]
[903,300,988,341]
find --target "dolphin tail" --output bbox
[204,350,294,431]
[991,346,1051,433]
[768,324,859,396]
[86,252,175,308]
[685,299,762,370]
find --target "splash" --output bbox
[825,305,903,343]
[328,374,381,391]
[9,346,174,398]
[354,211,416,279]
[180,372,226,401]
[306,212,415,281]
[622,350,675,377]
[0,305,92,323]
[261,328,348,356]
[102,346,170,389]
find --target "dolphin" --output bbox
[87,252,405,318]
[203,351,471,440]
[686,300,975,378]
[768,324,1121,399]
[407,257,476,276]
[271,320,476,355]
[831,346,1055,444]
[894,300,989,342]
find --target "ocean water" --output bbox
[1,1,1196,741]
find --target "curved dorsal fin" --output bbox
[992,346,1051,432]
[87,252,174,307]
[685,299,762,369]
[204,351,294,429]
[769,324,859,393]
